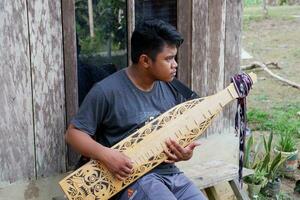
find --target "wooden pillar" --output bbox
[177,0,192,87]
[127,0,135,66]
[206,0,227,135]
[62,0,79,169]
[224,0,243,128]
[191,0,209,97]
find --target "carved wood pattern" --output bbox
[60,73,257,200]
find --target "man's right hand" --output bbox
[100,148,134,181]
[65,125,133,181]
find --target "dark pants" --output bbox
[118,173,207,200]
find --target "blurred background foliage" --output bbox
[75,0,127,56]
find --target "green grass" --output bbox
[256,192,293,199]
[247,104,300,137]
[244,0,263,7]
[243,5,300,27]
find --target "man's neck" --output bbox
[126,65,155,92]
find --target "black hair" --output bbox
[131,19,184,64]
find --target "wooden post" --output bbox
[177,0,192,87]
[224,0,243,129]
[191,0,209,97]
[206,0,226,135]
[62,0,79,169]
[88,0,95,37]
[127,0,135,66]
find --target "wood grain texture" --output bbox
[206,0,227,135]
[62,0,79,169]
[184,160,253,189]
[62,0,78,131]
[127,0,135,65]
[191,0,208,97]
[224,0,243,129]
[177,0,192,87]
[27,0,66,177]
[0,0,35,184]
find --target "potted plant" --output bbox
[243,134,267,199]
[274,132,298,177]
[244,169,267,199]
[259,132,287,199]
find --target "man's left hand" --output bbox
[164,138,200,163]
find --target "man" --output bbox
[66,19,207,200]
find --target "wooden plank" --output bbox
[207,0,226,96]
[62,0,78,134]
[27,0,66,177]
[191,0,208,98]
[224,0,243,130]
[183,160,253,189]
[61,0,79,169]
[206,0,227,135]
[229,179,250,200]
[127,0,135,66]
[205,186,221,200]
[177,0,192,87]
[0,0,35,184]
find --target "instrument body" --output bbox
[59,73,256,200]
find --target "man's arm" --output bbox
[65,124,133,180]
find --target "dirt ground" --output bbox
[242,18,300,109]
[242,6,300,200]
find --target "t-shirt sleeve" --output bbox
[70,85,108,136]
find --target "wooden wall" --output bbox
[0,0,35,184]
[177,0,242,135]
[0,0,66,185]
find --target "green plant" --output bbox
[259,132,287,183]
[276,132,297,152]
[245,132,286,183]
[244,168,267,185]
[244,134,267,185]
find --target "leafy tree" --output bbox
[75,0,127,55]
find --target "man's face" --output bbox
[148,44,178,82]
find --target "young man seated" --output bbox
[65,19,207,200]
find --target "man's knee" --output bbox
[118,173,176,200]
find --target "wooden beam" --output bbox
[229,179,250,200]
[205,186,221,200]
[127,0,135,66]
[61,0,79,169]
[191,0,209,97]
[224,0,243,129]
[177,0,192,87]
[206,0,226,135]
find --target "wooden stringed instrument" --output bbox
[59,72,257,200]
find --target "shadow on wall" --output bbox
[79,50,127,69]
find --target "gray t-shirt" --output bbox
[71,69,183,174]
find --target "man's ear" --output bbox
[139,54,152,69]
